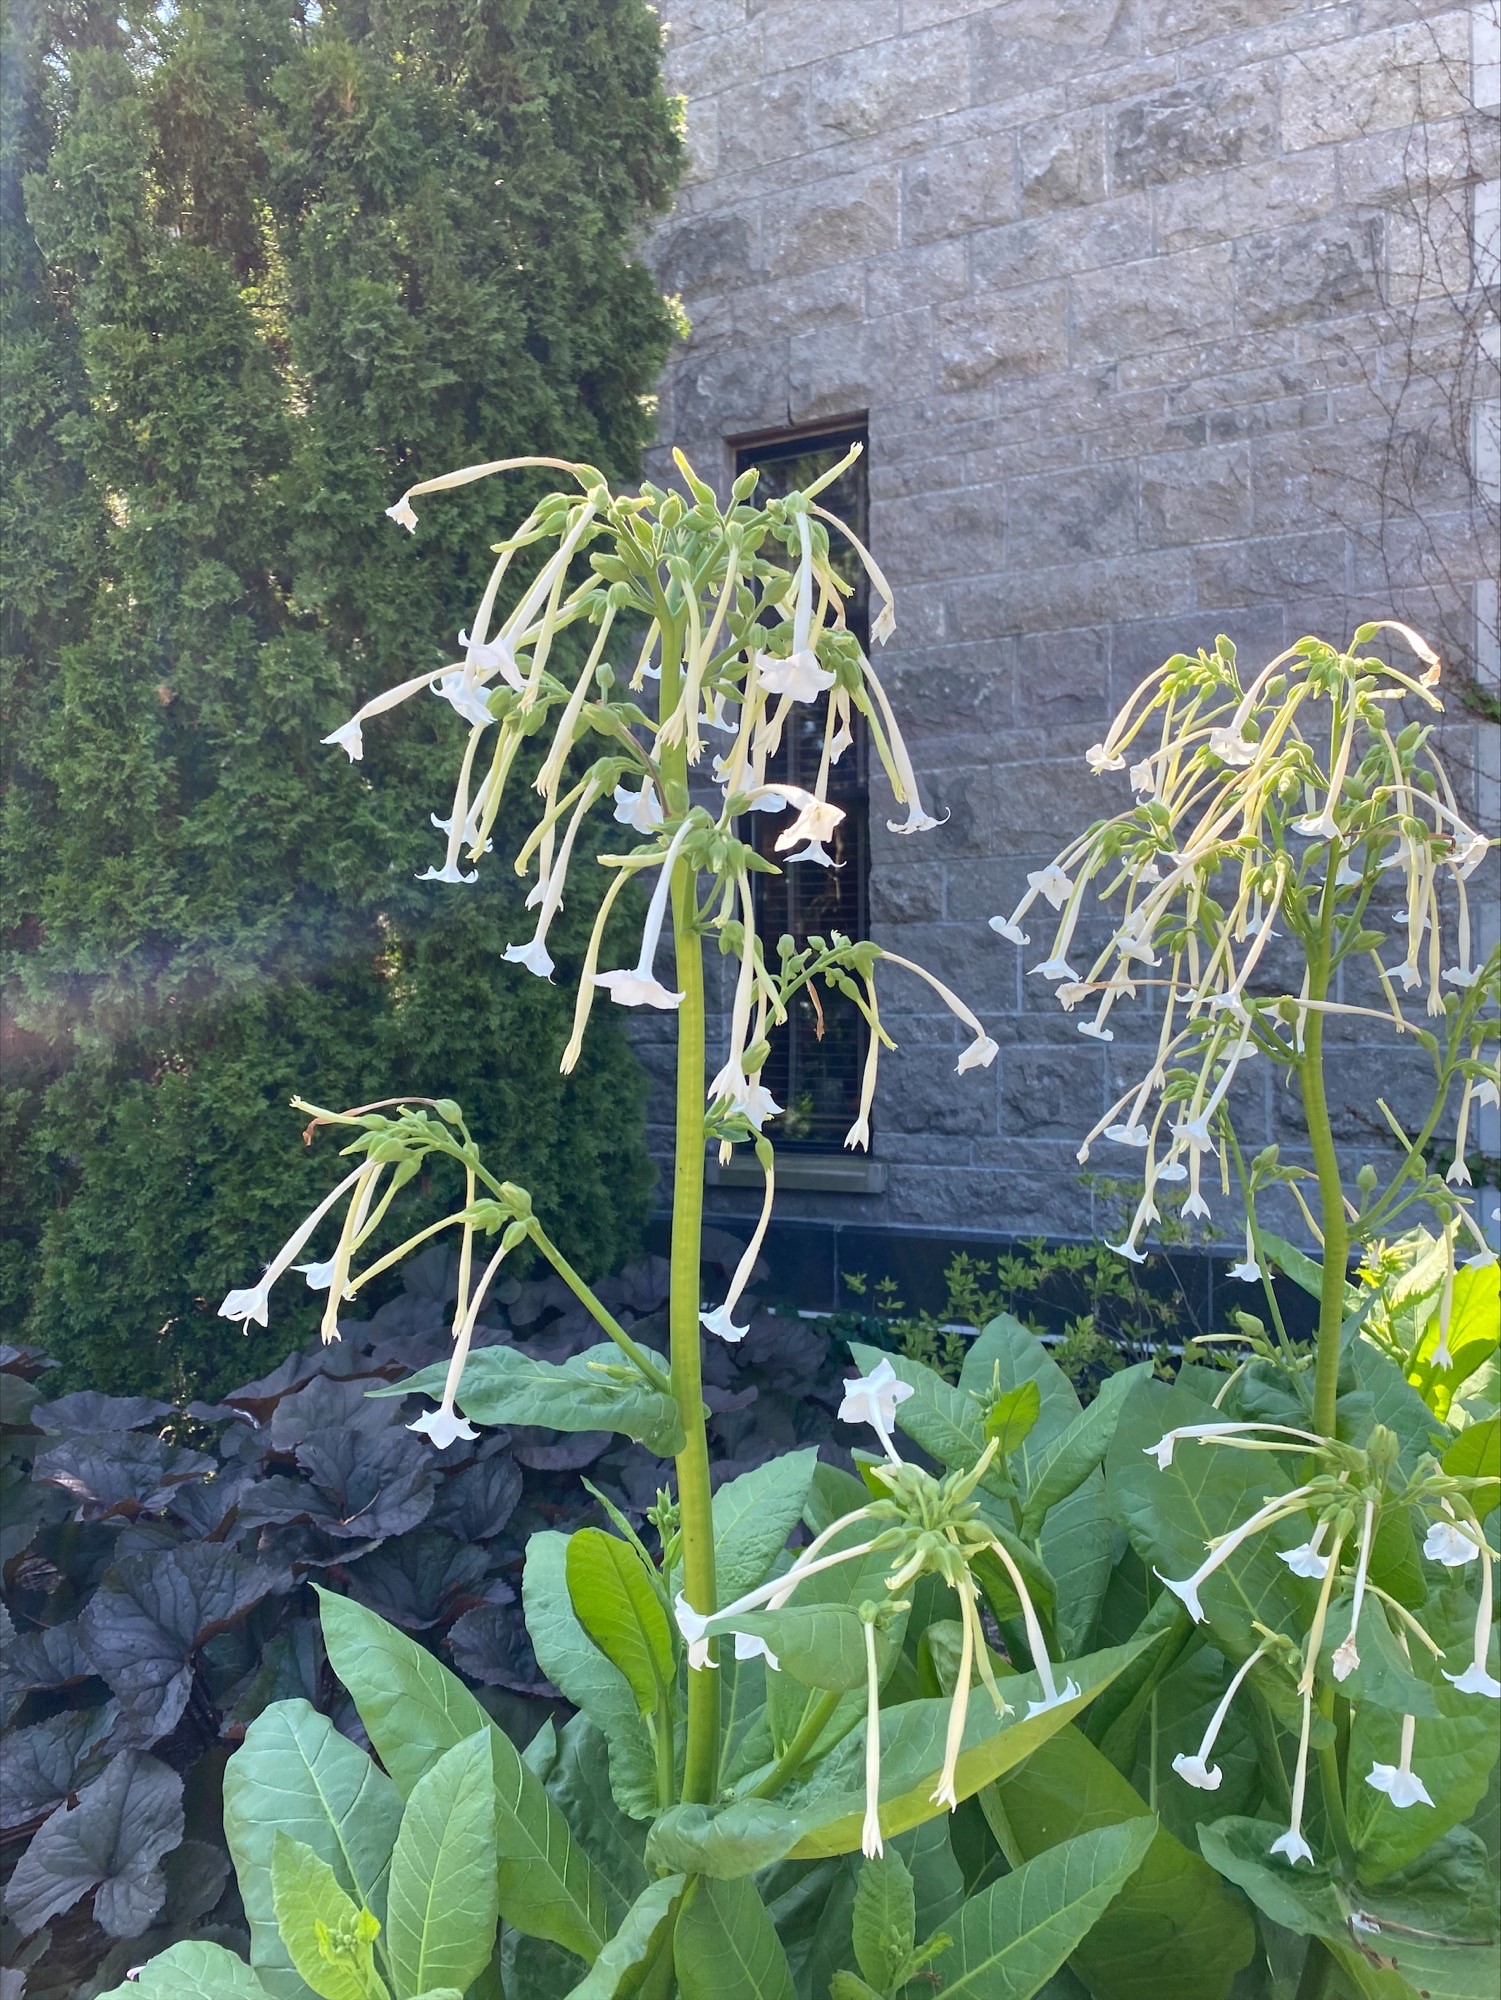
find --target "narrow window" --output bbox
[732,424,871,1151]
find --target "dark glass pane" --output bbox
[734,428,871,1150]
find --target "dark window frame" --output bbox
[731,421,872,1154]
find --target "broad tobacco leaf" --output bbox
[712,1448,820,1605]
[5,1749,183,1939]
[560,1875,681,2000]
[1200,1817,1500,2000]
[94,1938,270,2000]
[779,1633,1155,1859]
[80,1544,284,1743]
[376,1343,685,1457]
[1106,1377,1317,1725]
[674,1874,796,2000]
[223,1698,400,2000]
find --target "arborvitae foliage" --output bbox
[1,0,682,1397]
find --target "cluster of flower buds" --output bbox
[313,452,995,1337]
[989,628,1498,1263]
[1146,1419,1498,1865]
[674,1359,1077,1858]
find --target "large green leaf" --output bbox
[565,1528,674,1719]
[929,1621,1255,2000]
[935,1819,1158,1999]
[960,1317,1082,1468]
[1201,1817,1500,2000]
[96,1941,271,2000]
[317,1589,610,1963]
[317,1590,489,1799]
[1344,1338,1446,1464]
[645,1800,800,1880]
[563,1876,682,2000]
[850,1849,916,1993]
[720,1601,870,1691]
[535,1714,649,1929]
[524,1532,657,1818]
[674,1874,796,2000]
[713,1449,820,1605]
[224,1700,400,2000]
[270,1833,387,2000]
[1022,1365,1154,1537]
[1040,1473,1114,1659]
[779,1634,1154,1859]
[1348,1583,1501,1879]
[1409,1265,1501,1420]
[1106,1379,1316,1712]
[371,1344,684,1457]
[384,1732,499,2000]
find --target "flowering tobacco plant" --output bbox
[112,452,1194,2000]
[991,628,1501,1998]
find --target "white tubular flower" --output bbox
[861,1617,884,1858]
[1269,1689,1316,1867]
[701,1142,775,1343]
[1291,706,1358,843]
[1365,1715,1434,1810]
[1172,1638,1272,1792]
[1106,1122,1150,1148]
[293,1258,353,1299]
[785,840,837,866]
[323,718,365,761]
[674,1594,715,1672]
[733,1631,779,1671]
[386,495,418,532]
[1027,863,1073,910]
[1331,1500,1375,1684]
[989,914,1031,946]
[612,779,664,834]
[708,1059,782,1132]
[1443,1540,1500,1697]
[432,669,496,729]
[1208,726,1257,767]
[838,1357,914,1465]
[218,1164,369,1326]
[774,796,845,853]
[982,1536,1077,1715]
[1156,1483,1322,1623]
[1424,1517,1480,1567]
[1086,744,1126,773]
[1228,1221,1261,1284]
[957,1035,999,1073]
[1280,1519,1331,1580]
[1031,955,1079,983]
[505,780,598,981]
[417,858,480,885]
[931,1581,975,1811]
[595,818,693,1010]
[409,1404,478,1450]
[756,649,834,703]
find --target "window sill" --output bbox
[705,1152,888,1195]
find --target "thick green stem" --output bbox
[670,858,720,1803]
[1299,957,1347,1439]
[749,1689,843,1799]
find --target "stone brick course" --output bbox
[645,0,1498,1252]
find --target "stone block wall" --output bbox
[642,0,1501,1254]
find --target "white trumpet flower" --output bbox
[861,1617,884,1858]
[1331,1500,1375,1683]
[1365,1716,1433,1810]
[218,1164,368,1326]
[756,649,834,703]
[595,818,693,1010]
[1172,1638,1272,1792]
[838,1358,914,1465]
[1443,1540,1500,1697]
[1424,1518,1479,1567]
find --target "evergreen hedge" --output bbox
[1,0,683,1398]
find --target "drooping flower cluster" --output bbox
[989,629,1498,1266]
[675,1359,1077,1859]
[1146,1419,1498,1865]
[309,451,996,1337]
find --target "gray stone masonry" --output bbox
[641,1,1501,1254]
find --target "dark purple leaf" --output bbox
[0,1375,42,1429]
[3,1751,183,1939]
[0,1347,58,1378]
[79,1546,284,1743]
[33,1433,213,1521]
[224,1616,322,1729]
[0,1707,115,1832]
[292,1423,435,1542]
[511,1430,610,1472]
[345,1530,489,1630]
[220,1473,318,1536]
[447,1602,555,1696]
[426,1451,522,1542]
[267,1373,394,1451]
[31,1394,171,1435]
[2,1619,98,1707]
